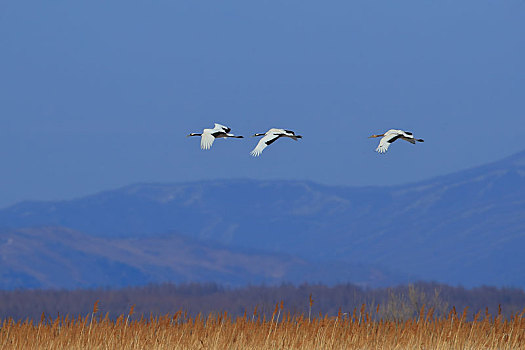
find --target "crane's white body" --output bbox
[188,123,243,150]
[370,129,424,154]
[250,128,302,157]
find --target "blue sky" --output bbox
[1,1,524,208]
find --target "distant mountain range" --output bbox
[0,227,399,289]
[1,150,524,289]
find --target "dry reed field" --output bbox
[1,302,524,350]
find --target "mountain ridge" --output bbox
[1,150,524,288]
[7,148,525,209]
[0,226,404,289]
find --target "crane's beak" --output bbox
[368,134,382,138]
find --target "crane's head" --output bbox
[252,133,266,137]
[187,133,202,137]
[368,134,384,138]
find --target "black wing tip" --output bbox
[387,135,402,143]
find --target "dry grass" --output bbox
[1,303,524,349]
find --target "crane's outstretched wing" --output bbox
[250,133,280,157]
[214,123,231,133]
[375,137,391,153]
[375,132,401,153]
[200,131,215,150]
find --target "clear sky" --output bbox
[1,1,524,208]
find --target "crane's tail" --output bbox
[416,138,424,142]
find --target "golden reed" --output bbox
[1,302,524,349]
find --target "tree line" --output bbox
[1,282,524,321]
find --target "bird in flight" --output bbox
[369,129,424,154]
[187,123,243,150]
[250,128,302,157]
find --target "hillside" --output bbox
[0,150,524,288]
[0,227,400,289]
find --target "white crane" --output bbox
[250,128,302,157]
[369,129,424,154]
[187,123,243,150]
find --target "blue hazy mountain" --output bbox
[1,150,524,288]
[0,227,401,289]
